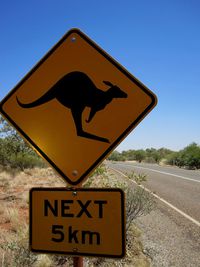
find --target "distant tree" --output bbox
[180,143,200,169]
[134,150,146,163]
[121,149,136,160]
[0,116,46,170]
[166,151,180,166]
[0,116,32,156]
[108,151,125,161]
[145,148,158,163]
[166,143,200,169]
[108,143,200,169]
[157,147,173,158]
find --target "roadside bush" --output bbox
[126,184,155,231]
[0,116,47,170]
[108,144,200,169]
[84,168,154,266]
[0,224,38,267]
[121,150,136,160]
[166,152,180,166]
[166,143,200,169]
[0,142,46,171]
[125,172,155,230]
[145,148,162,163]
[90,163,107,176]
[134,150,146,163]
[108,151,125,161]
[9,154,47,171]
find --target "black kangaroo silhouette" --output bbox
[16,71,127,143]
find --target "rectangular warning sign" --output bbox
[29,188,125,258]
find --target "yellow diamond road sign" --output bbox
[0,28,157,185]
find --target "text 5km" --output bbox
[51,225,101,245]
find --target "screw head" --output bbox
[72,170,78,176]
[71,37,76,42]
[72,191,77,196]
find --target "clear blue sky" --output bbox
[0,0,199,151]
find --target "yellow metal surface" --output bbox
[0,29,157,185]
[30,188,125,257]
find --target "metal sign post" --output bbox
[73,256,83,267]
[73,183,83,267]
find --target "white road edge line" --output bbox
[109,166,200,228]
[117,162,200,183]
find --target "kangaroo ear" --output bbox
[103,81,113,87]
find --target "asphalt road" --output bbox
[108,161,200,223]
[107,161,200,267]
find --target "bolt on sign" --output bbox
[0,28,157,185]
[30,188,125,257]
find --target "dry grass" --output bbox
[4,207,19,227]
[33,254,54,267]
[0,172,10,189]
[0,165,152,266]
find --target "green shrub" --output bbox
[125,172,155,230]
[166,143,200,169]
[9,154,47,170]
[108,151,126,161]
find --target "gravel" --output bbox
[136,200,200,267]
[108,162,200,267]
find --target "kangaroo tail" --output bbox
[16,89,56,108]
